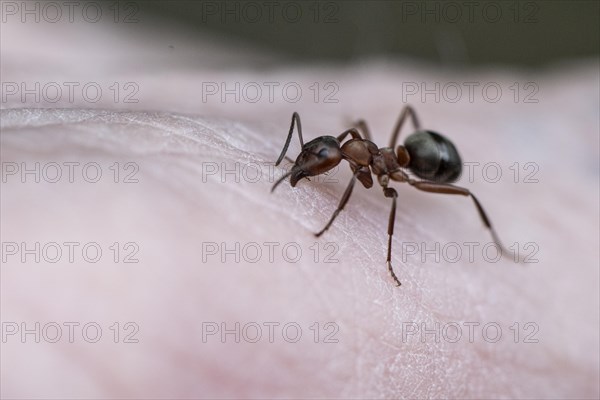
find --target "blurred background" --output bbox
[143,0,599,66]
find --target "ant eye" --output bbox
[318,148,329,158]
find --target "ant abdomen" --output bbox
[404,130,462,183]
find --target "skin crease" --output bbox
[1,11,599,400]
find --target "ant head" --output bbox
[289,136,343,186]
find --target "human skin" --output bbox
[1,10,599,400]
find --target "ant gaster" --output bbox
[271,106,515,286]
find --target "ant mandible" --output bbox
[271,105,514,286]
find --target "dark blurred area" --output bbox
[141,0,599,66]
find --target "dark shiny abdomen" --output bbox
[404,130,462,183]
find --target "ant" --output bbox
[271,105,516,286]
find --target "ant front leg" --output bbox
[275,112,304,166]
[336,127,363,142]
[383,186,402,286]
[315,171,359,237]
[407,180,523,262]
[351,119,373,141]
[388,105,422,148]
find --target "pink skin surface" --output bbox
[1,9,599,399]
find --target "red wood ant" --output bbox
[271,106,515,286]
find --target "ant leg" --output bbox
[275,112,304,166]
[352,119,372,141]
[407,180,523,262]
[315,172,358,237]
[388,105,421,148]
[384,187,402,286]
[336,128,363,143]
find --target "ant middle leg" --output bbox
[407,180,522,262]
[275,112,304,166]
[388,105,422,148]
[383,186,402,286]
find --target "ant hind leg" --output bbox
[407,180,523,262]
